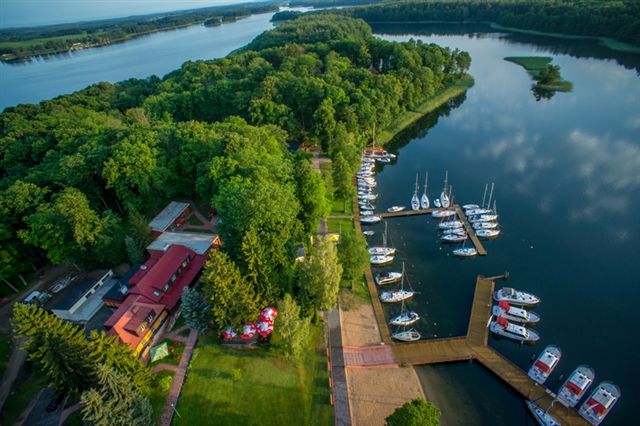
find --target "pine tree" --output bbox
[124,235,145,264]
[81,364,152,426]
[271,293,310,358]
[87,331,152,396]
[13,304,94,395]
[201,250,259,329]
[181,286,212,333]
[298,235,342,314]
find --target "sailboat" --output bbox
[368,221,396,256]
[420,172,430,209]
[411,173,420,211]
[391,328,421,342]
[526,400,562,426]
[380,262,414,303]
[440,170,450,208]
[389,300,420,326]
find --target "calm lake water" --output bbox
[0,11,275,110]
[371,24,640,425]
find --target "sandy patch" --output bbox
[346,367,424,426]
[340,302,382,346]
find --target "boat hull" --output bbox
[526,401,562,426]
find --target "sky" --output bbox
[0,0,264,28]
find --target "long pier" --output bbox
[374,204,487,256]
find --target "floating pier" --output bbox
[374,204,487,256]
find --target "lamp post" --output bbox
[170,402,181,418]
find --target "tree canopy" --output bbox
[386,398,441,426]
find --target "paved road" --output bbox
[327,308,352,426]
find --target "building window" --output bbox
[170,273,177,283]
[153,290,161,297]
[163,283,170,292]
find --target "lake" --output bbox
[370,23,640,425]
[0,11,275,110]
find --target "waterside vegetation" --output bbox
[504,56,572,99]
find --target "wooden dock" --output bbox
[357,272,589,425]
[373,204,487,256]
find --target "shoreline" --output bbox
[376,75,474,146]
[369,20,640,54]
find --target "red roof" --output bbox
[106,295,165,350]
[129,244,206,311]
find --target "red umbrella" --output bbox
[221,327,236,340]
[240,323,257,339]
[256,320,274,337]
[260,307,278,322]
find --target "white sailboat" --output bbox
[369,221,396,256]
[526,401,562,426]
[411,173,420,211]
[453,247,478,257]
[391,328,421,342]
[439,170,450,208]
[380,262,414,303]
[420,172,430,209]
[390,300,420,326]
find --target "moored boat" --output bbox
[380,289,413,303]
[375,271,402,286]
[472,221,499,230]
[387,206,406,213]
[526,400,562,426]
[528,345,562,384]
[421,172,430,209]
[462,203,479,210]
[492,301,540,324]
[390,309,420,326]
[411,173,420,211]
[465,208,492,216]
[370,254,394,265]
[453,247,478,257]
[438,220,463,229]
[434,199,441,208]
[558,365,595,408]
[441,233,467,243]
[369,246,396,255]
[363,230,375,237]
[476,229,501,238]
[391,328,421,342]
[468,214,498,223]
[432,209,456,218]
[439,170,450,208]
[360,216,382,225]
[579,381,621,425]
[494,287,540,306]
[489,316,540,343]
[360,210,373,216]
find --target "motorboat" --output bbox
[528,345,562,384]
[411,173,420,211]
[432,209,456,218]
[361,210,374,216]
[442,228,466,235]
[370,255,394,265]
[420,172,430,209]
[468,214,498,223]
[375,271,402,286]
[441,234,467,243]
[364,149,393,159]
[492,301,540,324]
[380,289,413,303]
[557,365,595,408]
[465,208,492,216]
[490,316,540,343]
[472,221,498,230]
[476,229,501,238]
[358,178,376,186]
[363,230,375,237]
[359,194,377,201]
[369,246,396,255]
[359,202,375,210]
[494,287,540,306]
[462,204,479,210]
[526,400,562,426]
[387,206,406,213]
[438,220,463,229]
[360,216,382,225]
[391,328,421,342]
[434,199,442,208]
[390,310,420,326]
[376,156,392,164]
[453,247,478,257]
[579,381,621,425]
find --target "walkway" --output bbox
[327,308,352,426]
[158,329,198,426]
[343,345,396,368]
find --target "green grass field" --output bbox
[327,217,354,233]
[0,370,47,425]
[504,56,553,78]
[174,327,332,426]
[150,370,175,424]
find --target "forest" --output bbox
[0,14,470,307]
[0,2,279,61]
[318,0,640,47]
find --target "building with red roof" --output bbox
[104,244,207,357]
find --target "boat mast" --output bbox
[443,170,449,195]
[486,182,495,209]
[423,172,428,196]
[414,173,419,196]
[383,221,388,247]
[481,183,488,208]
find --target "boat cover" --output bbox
[566,380,583,395]
[496,316,508,327]
[586,399,606,415]
[499,301,510,310]
[535,360,551,373]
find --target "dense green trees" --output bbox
[386,398,441,426]
[12,304,151,396]
[298,236,343,314]
[337,228,369,285]
[180,287,212,333]
[336,0,640,47]
[271,294,311,358]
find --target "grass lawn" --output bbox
[327,217,354,233]
[330,198,353,216]
[174,327,332,426]
[339,276,371,311]
[150,339,185,367]
[150,370,175,424]
[0,369,47,425]
[0,333,12,378]
[187,214,204,226]
[504,56,572,92]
